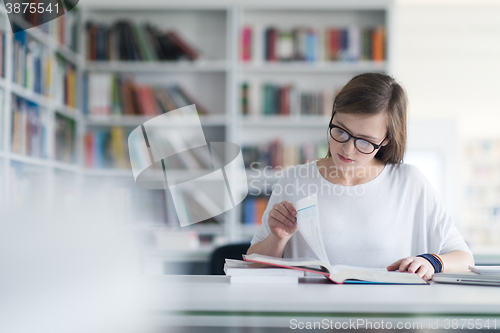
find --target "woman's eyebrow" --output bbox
[335,120,378,141]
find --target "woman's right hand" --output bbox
[268,201,298,240]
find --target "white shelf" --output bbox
[240,115,329,127]
[85,114,227,127]
[11,84,51,108]
[8,153,50,168]
[54,105,81,121]
[86,60,229,73]
[240,61,388,74]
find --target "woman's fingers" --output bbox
[269,209,294,228]
[274,202,297,223]
[397,257,414,272]
[386,259,402,271]
[407,260,421,274]
[282,201,297,218]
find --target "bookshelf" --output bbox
[0,1,396,267]
[0,2,83,215]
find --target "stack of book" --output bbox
[86,74,208,116]
[86,21,199,61]
[242,140,329,169]
[244,25,385,62]
[224,259,305,284]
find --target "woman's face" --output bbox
[328,111,389,171]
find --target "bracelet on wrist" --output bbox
[417,253,442,273]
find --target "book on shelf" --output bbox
[241,82,337,116]
[12,27,53,96]
[55,113,76,163]
[0,28,5,78]
[84,127,131,169]
[240,26,252,62]
[11,96,47,158]
[86,21,199,61]
[243,25,385,62]
[243,253,426,285]
[241,195,269,226]
[86,74,209,116]
[55,56,77,108]
[242,140,328,169]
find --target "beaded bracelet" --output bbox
[417,253,443,273]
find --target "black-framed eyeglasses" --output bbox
[328,111,388,155]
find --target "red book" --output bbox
[267,28,278,62]
[241,26,252,61]
[330,28,340,61]
[166,31,200,60]
[84,133,94,168]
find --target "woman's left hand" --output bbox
[386,257,434,281]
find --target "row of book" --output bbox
[54,57,77,108]
[84,127,131,169]
[53,3,80,52]
[13,29,52,95]
[54,113,76,163]
[241,83,337,116]
[242,140,329,169]
[241,25,385,62]
[11,96,47,158]
[86,21,199,61]
[0,29,5,78]
[86,74,208,116]
[9,1,80,51]
[241,195,269,226]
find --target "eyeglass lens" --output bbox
[330,127,375,154]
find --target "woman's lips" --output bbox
[338,154,354,163]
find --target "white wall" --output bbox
[394,0,500,139]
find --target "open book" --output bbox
[243,195,426,285]
[243,253,426,284]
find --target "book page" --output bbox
[296,195,330,265]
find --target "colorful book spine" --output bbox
[241,195,269,226]
[250,25,385,62]
[10,96,46,158]
[87,74,209,116]
[87,21,199,61]
[242,141,329,169]
[243,82,337,116]
[55,113,76,163]
[84,127,131,169]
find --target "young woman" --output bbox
[247,73,473,282]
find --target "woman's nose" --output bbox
[342,138,356,155]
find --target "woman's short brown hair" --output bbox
[325,73,408,164]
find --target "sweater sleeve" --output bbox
[250,176,286,246]
[411,165,473,257]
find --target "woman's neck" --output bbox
[317,157,385,186]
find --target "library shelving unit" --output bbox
[76,0,394,269]
[0,1,395,270]
[0,4,83,216]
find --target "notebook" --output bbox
[432,272,500,286]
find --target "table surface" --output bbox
[145,275,500,316]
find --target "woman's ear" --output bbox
[382,136,391,146]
